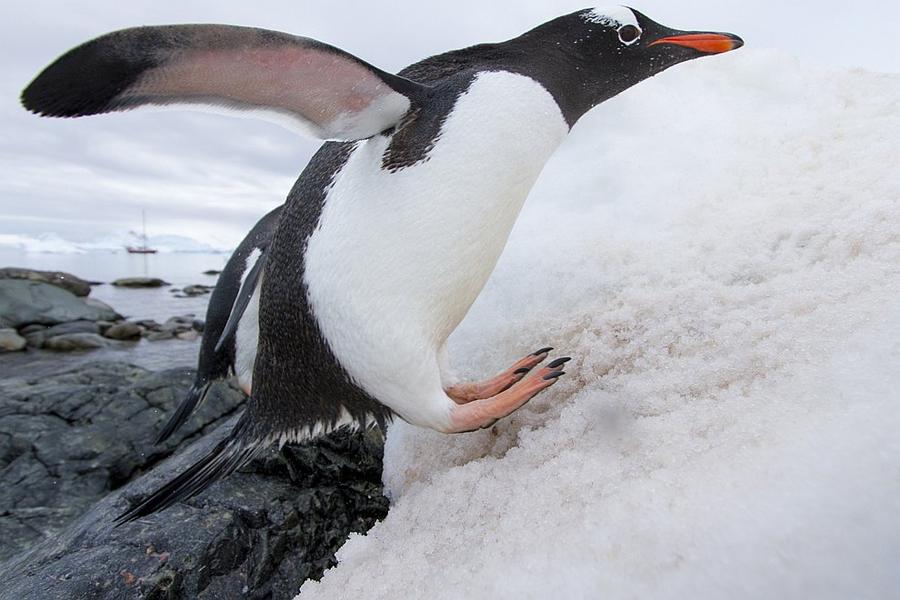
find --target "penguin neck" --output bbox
[493,26,636,128]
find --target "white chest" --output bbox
[303,71,567,407]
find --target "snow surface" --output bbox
[298,50,900,599]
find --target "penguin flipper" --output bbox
[154,380,211,445]
[116,416,259,525]
[22,25,427,141]
[215,246,266,353]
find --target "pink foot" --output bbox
[446,347,555,404]
[447,358,570,433]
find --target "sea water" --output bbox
[0,249,231,378]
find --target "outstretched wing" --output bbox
[22,24,427,141]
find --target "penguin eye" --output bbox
[617,25,642,45]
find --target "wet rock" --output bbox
[0,267,95,297]
[0,328,26,352]
[202,270,222,276]
[0,280,120,328]
[111,277,170,288]
[18,324,47,336]
[44,320,100,337]
[103,322,143,341]
[146,330,176,342]
[23,320,100,349]
[0,362,388,600]
[181,284,214,296]
[163,316,194,330]
[43,333,110,351]
[133,319,162,332]
[84,297,121,319]
[176,330,199,342]
[0,363,245,562]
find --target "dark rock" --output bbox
[202,270,222,276]
[0,267,94,297]
[0,362,388,600]
[24,332,46,348]
[43,333,110,351]
[0,328,26,352]
[24,320,100,348]
[111,277,169,288]
[133,319,162,332]
[162,316,195,334]
[44,320,100,337]
[192,319,205,333]
[0,363,244,561]
[103,322,143,341]
[146,330,176,342]
[0,280,120,328]
[181,284,214,297]
[84,297,122,321]
[18,324,47,335]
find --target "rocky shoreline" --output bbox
[0,361,388,599]
[0,267,390,598]
[0,268,211,353]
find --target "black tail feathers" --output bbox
[115,429,259,526]
[154,380,212,445]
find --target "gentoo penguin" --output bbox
[21,6,742,522]
[154,205,282,444]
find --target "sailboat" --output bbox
[126,210,158,254]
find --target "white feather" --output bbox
[304,71,568,430]
[582,6,640,28]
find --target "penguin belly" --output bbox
[304,71,568,424]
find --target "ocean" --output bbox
[0,249,231,378]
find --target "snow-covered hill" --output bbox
[298,50,900,599]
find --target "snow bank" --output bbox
[298,50,900,599]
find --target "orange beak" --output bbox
[648,33,743,55]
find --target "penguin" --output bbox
[21,6,743,522]
[154,205,282,445]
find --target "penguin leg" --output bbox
[446,362,567,433]
[445,347,557,404]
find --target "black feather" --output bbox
[116,417,258,525]
[154,380,211,445]
[21,28,162,118]
[215,247,266,353]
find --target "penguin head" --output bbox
[516,6,743,124]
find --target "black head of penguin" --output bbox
[506,6,743,126]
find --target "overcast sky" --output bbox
[2,1,898,250]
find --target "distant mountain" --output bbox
[0,232,232,254]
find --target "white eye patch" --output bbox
[582,5,640,29]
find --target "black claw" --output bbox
[513,367,531,375]
[547,357,571,369]
[532,346,553,356]
[543,370,565,381]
